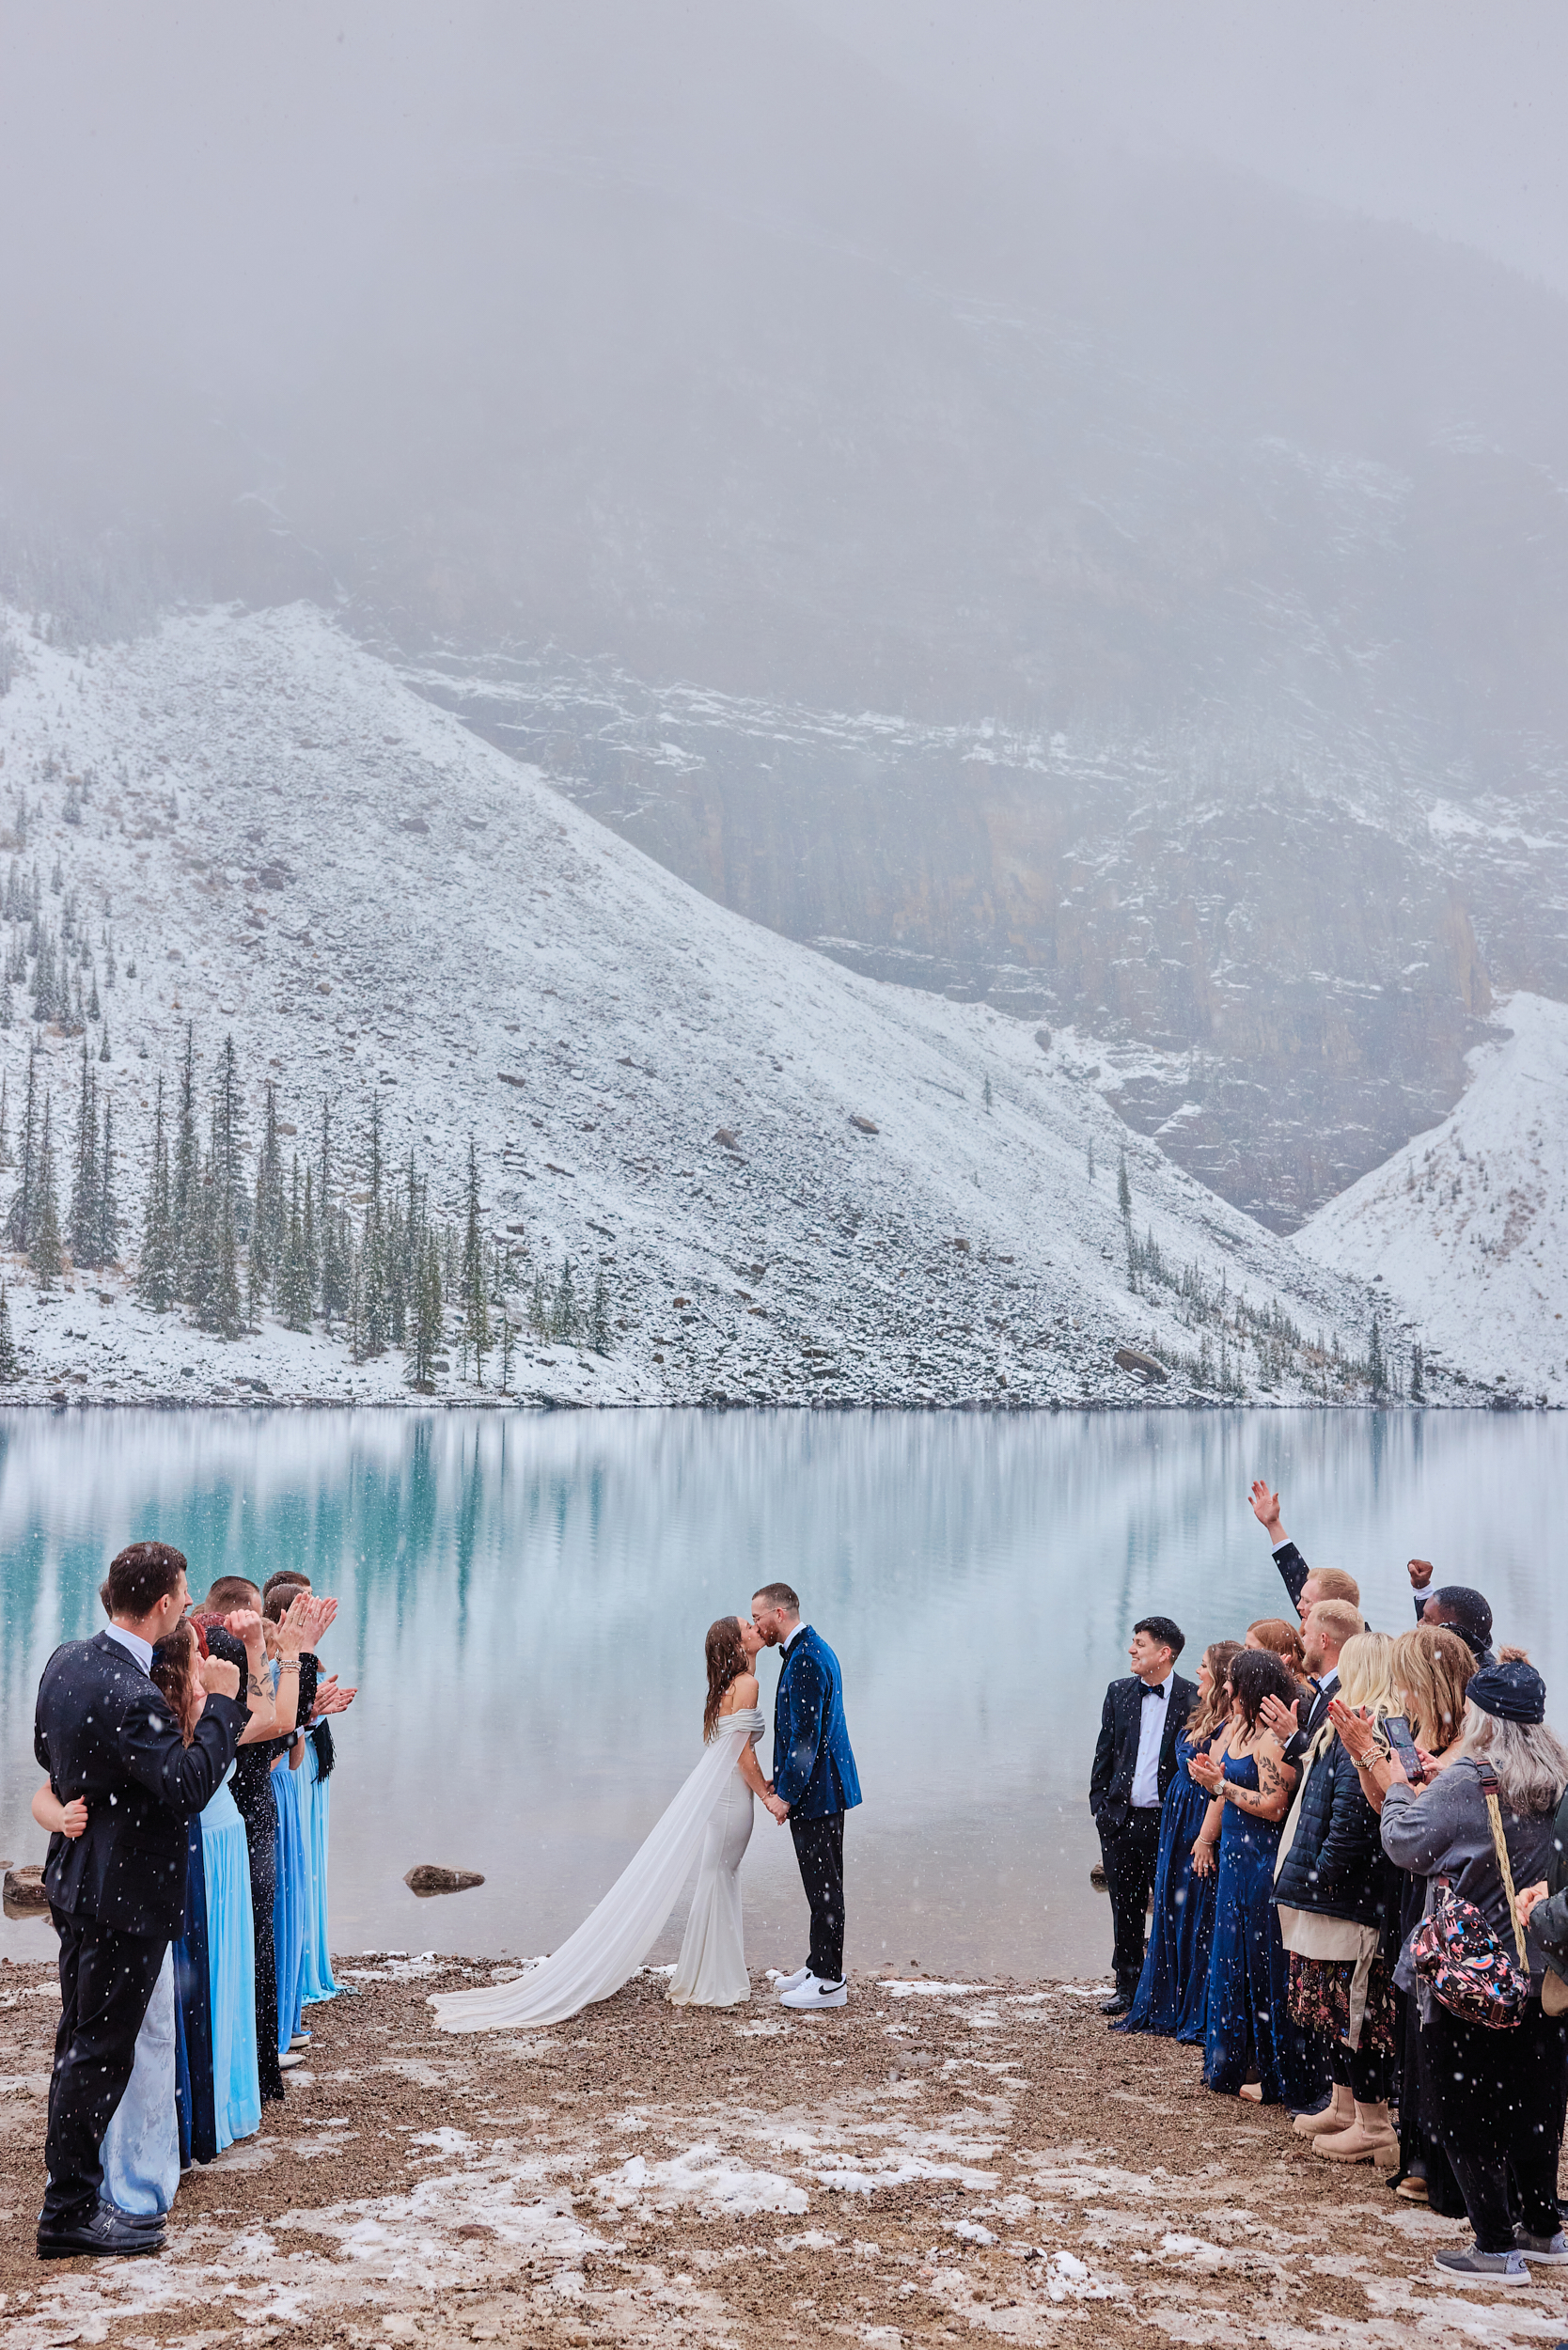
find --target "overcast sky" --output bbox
[797,0,1568,297]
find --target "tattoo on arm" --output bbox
[1259,1756,1281,1795]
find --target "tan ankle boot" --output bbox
[1313,2100,1399,2168]
[1294,2083,1355,2138]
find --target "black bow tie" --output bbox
[1142,1683,1165,1700]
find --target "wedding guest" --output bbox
[263,1589,319,2062]
[1262,1598,1361,1752]
[1333,1622,1475,2211]
[1377,1658,1568,2283]
[1115,1639,1240,2043]
[193,1624,266,2150]
[252,1572,355,2011]
[1190,1649,1324,2108]
[1247,1480,1361,1627]
[1276,1631,1398,2167]
[195,1583,314,2102]
[1405,1559,1497,1665]
[1090,1617,1197,2017]
[32,1542,252,2258]
[1245,1619,1306,1682]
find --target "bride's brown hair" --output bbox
[703,1616,749,1741]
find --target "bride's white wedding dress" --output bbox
[430,1706,763,2031]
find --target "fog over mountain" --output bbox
[3,2,1565,1230]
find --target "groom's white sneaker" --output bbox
[779,1973,847,2011]
[772,1966,812,1998]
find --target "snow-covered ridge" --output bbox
[1297,993,1568,1406]
[0,602,1412,1407]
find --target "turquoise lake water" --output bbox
[2,1407,1562,1979]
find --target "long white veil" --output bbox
[429,1708,764,2031]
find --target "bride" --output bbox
[430,1616,771,2030]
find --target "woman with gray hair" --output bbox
[1379,1658,1568,2286]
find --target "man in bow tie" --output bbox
[1090,1616,1195,2017]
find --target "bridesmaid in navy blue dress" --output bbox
[1192,1649,1325,2108]
[1115,1640,1241,2040]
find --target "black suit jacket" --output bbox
[1090,1671,1197,1837]
[34,1631,247,1939]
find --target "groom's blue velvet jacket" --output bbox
[773,1625,861,1820]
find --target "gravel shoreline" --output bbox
[3,1950,1564,2349]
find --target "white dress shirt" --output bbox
[104,1622,154,1674]
[781,1621,809,1654]
[1130,1675,1170,1810]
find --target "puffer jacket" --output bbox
[1272,1726,1394,1929]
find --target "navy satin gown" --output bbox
[1202,1749,1325,2107]
[1114,1731,1216,2041]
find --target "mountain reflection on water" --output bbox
[1,1408,1560,1977]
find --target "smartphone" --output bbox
[1384,1715,1426,1783]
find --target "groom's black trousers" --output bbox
[1100,1808,1162,2006]
[790,1810,845,1982]
[44,1906,167,2225]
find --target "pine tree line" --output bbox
[131,1028,615,1386]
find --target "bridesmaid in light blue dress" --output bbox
[193,1623,266,2150]
[298,1721,343,2006]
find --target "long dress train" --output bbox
[1202,1751,1325,2108]
[668,1713,762,2005]
[1114,1731,1215,2040]
[431,1708,765,2032]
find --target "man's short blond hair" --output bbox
[1304,1565,1360,1609]
[1309,1598,1363,1650]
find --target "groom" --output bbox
[752,1582,860,2012]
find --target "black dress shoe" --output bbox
[38,2204,165,2259]
[1101,1995,1131,2016]
[98,2198,167,2231]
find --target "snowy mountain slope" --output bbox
[0,603,1410,1408]
[1296,994,1568,1405]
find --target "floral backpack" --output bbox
[1410,1765,1532,2030]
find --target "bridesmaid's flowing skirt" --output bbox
[100,1947,180,2217]
[203,1785,262,2151]
[297,1737,340,2005]
[1115,1771,1215,2040]
[273,1760,310,2053]
[1202,1814,1325,2108]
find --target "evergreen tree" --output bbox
[137,1074,176,1311]
[68,1042,98,1264]
[553,1255,578,1343]
[5,1042,39,1248]
[87,969,101,1021]
[278,1160,312,1330]
[1410,1342,1425,1402]
[1367,1311,1388,1400]
[360,1095,388,1354]
[408,1230,443,1388]
[1087,1137,1096,1182]
[207,1183,243,1340]
[460,1140,490,1380]
[983,1074,994,1112]
[590,1264,611,1355]
[95,1096,119,1268]
[29,1095,63,1285]
[1118,1147,1132,1220]
[498,1310,517,1392]
[215,1033,245,1230]
[0,1068,8,1167]
[98,1017,110,1063]
[173,1025,197,1295]
[258,1082,285,1287]
[0,970,11,1027]
[248,1164,271,1324]
[0,1282,18,1380]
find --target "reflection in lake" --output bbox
[2,1407,1562,1977]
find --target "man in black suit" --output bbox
[1089,1615,1195,2018]
[33,1541,252,2259]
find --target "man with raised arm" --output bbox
[1248,1480,1495,1666]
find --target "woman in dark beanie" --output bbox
[1379,1657,1568,2285]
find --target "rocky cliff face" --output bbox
[407,646,1519,1231]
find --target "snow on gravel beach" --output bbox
[0,602,1454,1408]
